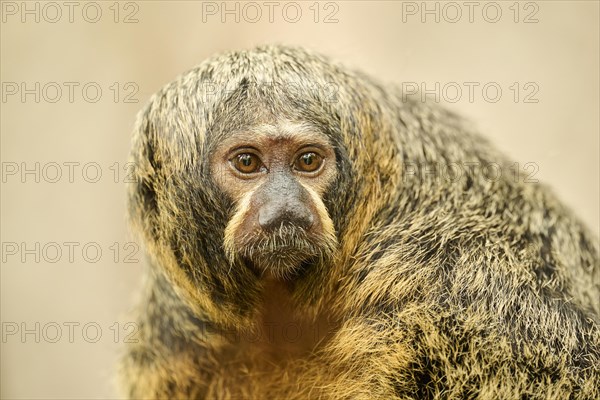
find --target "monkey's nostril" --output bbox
[297,212,314,230]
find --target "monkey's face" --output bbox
[211,120,338,280]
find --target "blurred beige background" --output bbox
[1,1,598,398]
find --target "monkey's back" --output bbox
[333,96,600,398]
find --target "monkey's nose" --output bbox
[258,203,314,231]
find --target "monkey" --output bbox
[121,45,600,399]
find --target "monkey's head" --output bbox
[129,45,398,324]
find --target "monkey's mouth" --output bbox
[238,227,332,279]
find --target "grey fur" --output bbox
[121,45,600,399]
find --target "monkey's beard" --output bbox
[232,225,337,280]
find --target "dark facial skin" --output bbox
[210,121,338,279]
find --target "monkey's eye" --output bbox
[232,153,263,174]
[294,152,323,173]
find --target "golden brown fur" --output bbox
[121,45,600,399]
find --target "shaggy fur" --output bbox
[121,45,600,399]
